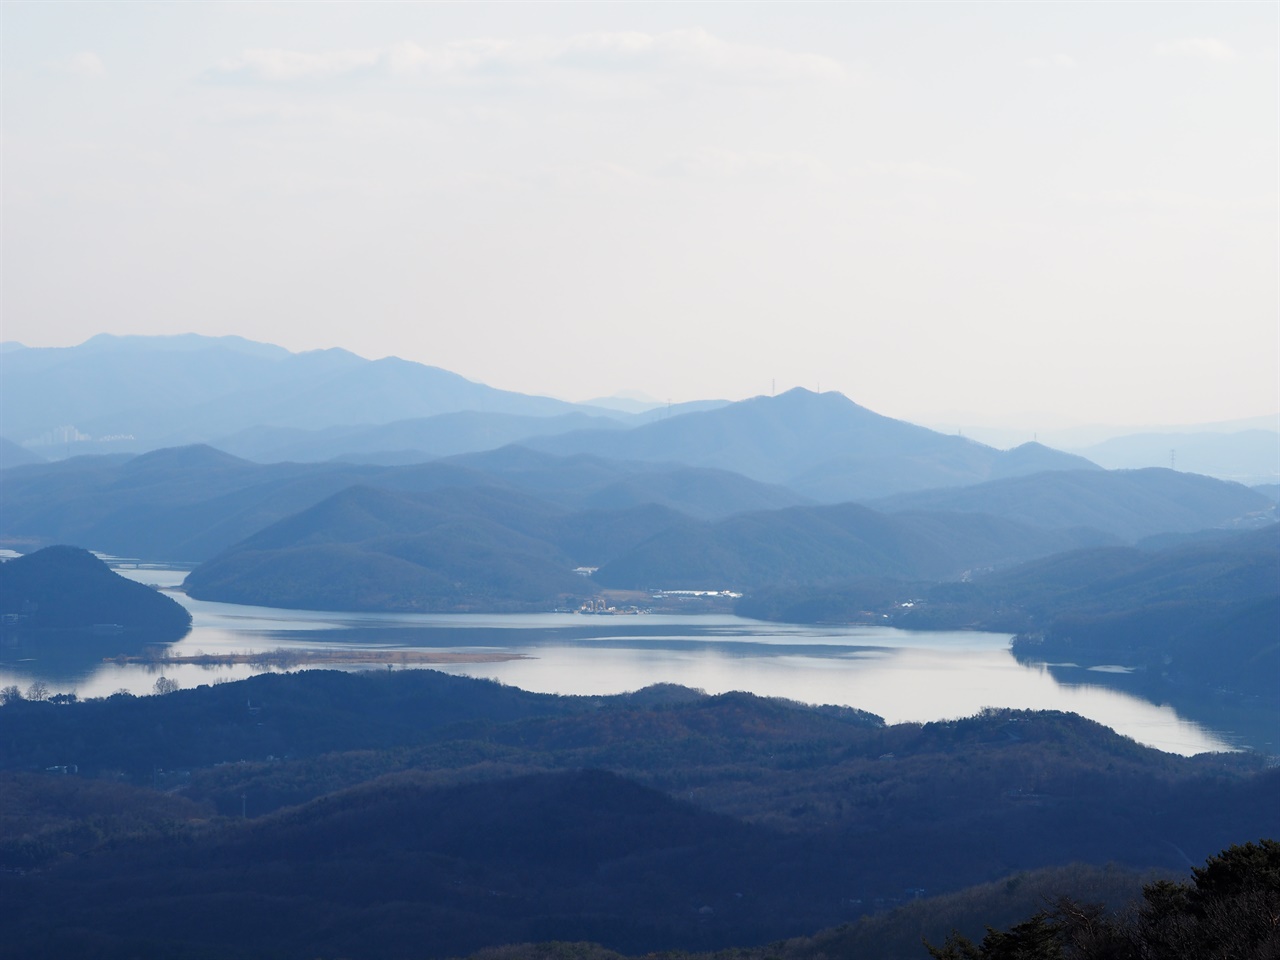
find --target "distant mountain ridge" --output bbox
[1068,429,1280,486]
[0,444,805,561]
[211,410,627,464]
[524,388,1100,501]
[867,468,1275,542]
[0,437,44,471]
[2,335,1102,503]
[5,334,1272,501]
[0,334,597,451]
[207,400,741,466]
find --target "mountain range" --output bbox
[0,334,588,452]
[0,443,807,561]
[1,335,1089,501]
[4,335,1274,499]
[2,333,1274,627]
[521,387,1100,501]
[0,334,730,461]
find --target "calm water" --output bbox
[0,566,1242,756]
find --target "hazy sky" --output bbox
[3,2,1276,427]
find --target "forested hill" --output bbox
[0,668,1275,959]
[0,444,806,561]
[179,479,721,612]
[0,545,191,641]
[739,525,1280,727]
[182,482,1117,612]
[741,524,1280,628]
[1004,525,1280,702]
[592,501,1113,590]
[866,467,1274,541]
[177,460,1274,613]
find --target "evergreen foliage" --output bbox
[925,840,1280,960]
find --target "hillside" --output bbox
[867,467,1274,542]
[739,526,1280,740]
[0,437,44,472]
[429,844,1279,960]
[182,485,597,613]
[180,456,1273,612]
[0,445,379,560]
[181,485,709,613]
[442,446,809,516]
[525,388,1099,501]
[0,545,191,641]
[595,503,1115,590]
[0,444,806,561]
[1002,526,1280,703]
[0,669,1274,958]
[741,526,1279,633]
[183,482,1120,611]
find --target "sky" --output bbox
[3,1,1277,429]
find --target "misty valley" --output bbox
[1,335,1277,959]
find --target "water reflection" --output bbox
[0,567,1242,757]
[423,644,1234,757]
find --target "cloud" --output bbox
[51,52,105,77]
[207,29,846,87]
[1154,38,1238,62]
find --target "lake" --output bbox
[0,564,1250,756]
